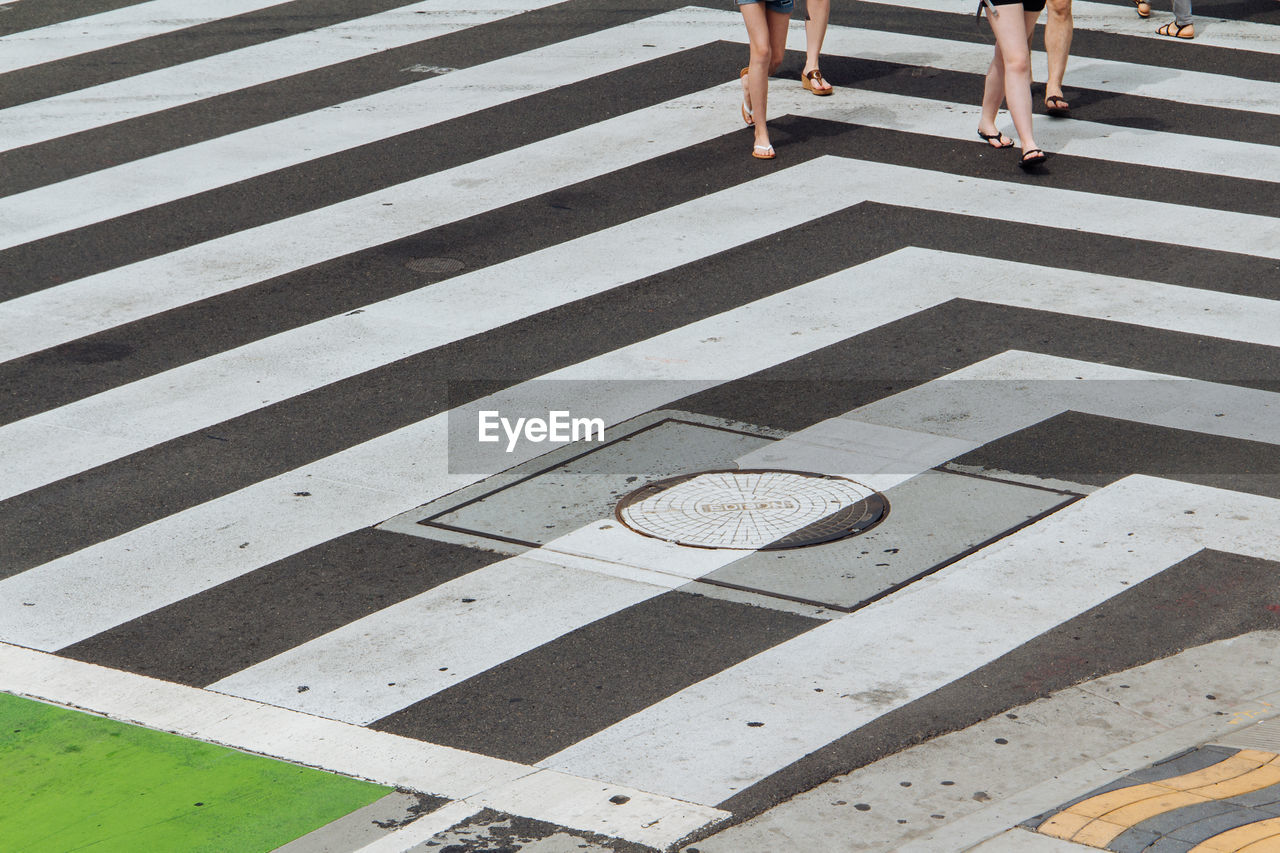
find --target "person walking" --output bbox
[976,0,1049,169]
[1042,0,1072,117]
[1135,0,1195,39]
[738,0,793,159]
[802,0,834,95]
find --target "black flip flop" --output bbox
[1044,95,1070,117]
[1019,149,1048,170]
[977,129,1015,148]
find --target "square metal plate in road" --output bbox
[379,412,1079,613]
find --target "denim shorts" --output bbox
[737,0,794,13]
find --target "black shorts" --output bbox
[990,0,1046,12]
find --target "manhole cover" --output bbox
[616,469,888,550]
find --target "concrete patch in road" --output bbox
[272,790,447,853]
[382,409,1078,614]
[379,410,780,555]
[701,468,1076,611]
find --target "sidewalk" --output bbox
[683,630,1280,853]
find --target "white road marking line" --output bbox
[0,9,740,250]
[210,404,980,726]
[351,801,484,853]
[849,348,1280,447]
[0,0,566,153]
[0,642,726,848]
[814,20,1280,113]
[0,0,295,74]
[0,153,841,498]
[208,530,731,724]
[768,85,1280,182]
[5,6,1276,252]
[2,170,1276,504]
[0,251,957,650]
[543,475,1280,805]
[0,85,733,362]
[857,0,1280,54]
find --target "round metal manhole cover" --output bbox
[615,469,888,550]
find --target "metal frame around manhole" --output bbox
[615,469,889,551]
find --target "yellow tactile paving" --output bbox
[1102,790,1213,826]
[1070,816,1136,848]
[1062,755,1270,819]
[1037,750,1280,849]
[1237,835,1280,853]
[1191,764,1280,799]
[1038,811,1095,840]
[1188,816,1280,852]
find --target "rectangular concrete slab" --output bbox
[701,469,1078,611]
[379,414,779,554]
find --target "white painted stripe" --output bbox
[0,9,740,251]
[857,0,1280,55]
[850,348,1280,447]
[749,338,1280,489]
[351,801,483,853]
[0,642,726,848]
[543,476,1280,805]
[2,170,1276,505]
[210,524,742,723]
[0,0,565,153]
[0,153,844,499]
[0,254,960,650]
[5,7,1277,253]
[6,49,1278,256]
[5,134,1274,368]
[812,22,1280,114]
[770,85,1280,183]
[0,0,294,75]
[0,85,734,362]
[6,6,1273,163]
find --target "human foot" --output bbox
[1156,21,1195,38]
[977,127,1015,148]
[1044,94,1070,117]
[801,68,833,95]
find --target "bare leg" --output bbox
[983,5,1039,155]
[803,0,833,92]
[741,4,773,150]
[1043,0,1072,109]
[978,47,1012,145]
[740,4,792,152]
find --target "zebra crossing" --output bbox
[2,0,1278,849]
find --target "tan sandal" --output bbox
[802,68,833,96]
[1133,0,1150,17]
[1156,21,1195,37]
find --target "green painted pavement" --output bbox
[0,691,392,852]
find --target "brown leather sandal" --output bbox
[1133,0,1151,17]
[802,69,833,95]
